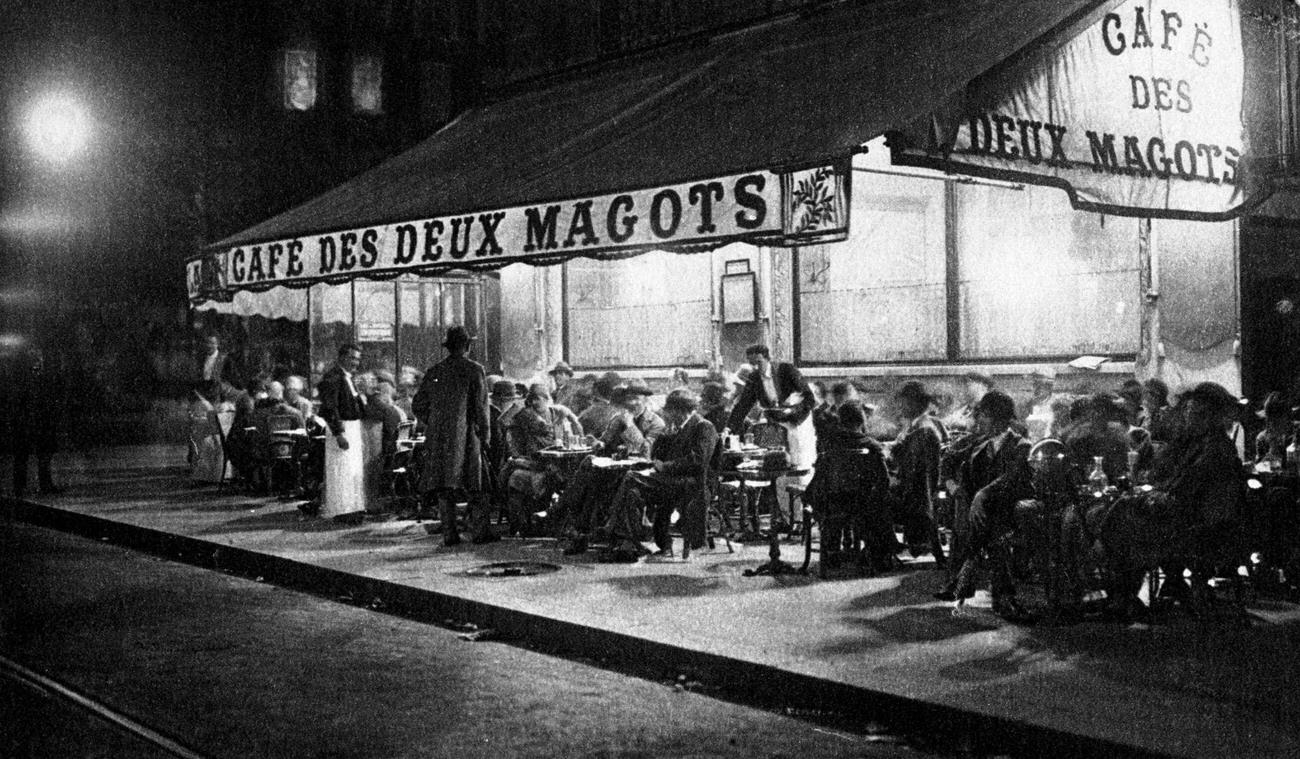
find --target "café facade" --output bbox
[190,0,1299,409]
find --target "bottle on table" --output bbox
[1087,455,1109,496]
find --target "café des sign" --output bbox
[895,0,1254,220]
[189,165,848,301]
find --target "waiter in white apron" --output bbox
[723,344,817,529]
[317,343,367,524]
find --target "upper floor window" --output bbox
[283,49,317,111]
[351,55,383,114]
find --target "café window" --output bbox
[564,250,712,367]
[954,183,1139,359]
[283,49,317,111]
[798,173,946,363]
[795,175,1140,365]
[351,55,383,114]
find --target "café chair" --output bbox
[680,442,734,559]
[213,409,237,491]
[266,414,303,497]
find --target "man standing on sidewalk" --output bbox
[413,326,495,545]
[8,346,65,498]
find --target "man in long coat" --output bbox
[413,326,493,545]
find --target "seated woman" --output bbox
[807,402,894,572]
[502,384,582,536]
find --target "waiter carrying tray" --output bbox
[317,343,367,524]
[724,344,817,529]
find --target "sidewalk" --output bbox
[7,445,1300,758]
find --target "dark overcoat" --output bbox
[413,354,489,492]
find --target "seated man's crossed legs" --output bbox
[603,470,697,561]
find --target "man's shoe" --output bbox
[471,531,500,545]
[992,598,1037,625]
[644,548,676,562]
[562,538,588,556]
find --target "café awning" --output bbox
[191,0,1115,302]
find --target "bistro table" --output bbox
[717,460,811,576]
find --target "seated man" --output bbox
[951,390,1035,624]
[601,389,718,561]
[806,402,894,572]
[576,372,623,437]
[502,384,582,535]
[553,379,666,552]
[251,380,307,495]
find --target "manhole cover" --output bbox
[463,561,561,578]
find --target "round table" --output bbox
[718,464,811,576]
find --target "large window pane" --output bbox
[355,281,396,377]
[309,283,352,386]
[565,251,712,367]
[956,183,1139,359]
[799,172,946,363]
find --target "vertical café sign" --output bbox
[900,0,1248,218]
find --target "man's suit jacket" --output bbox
[317,366,365,437]
[726,362,814,431]
[962,428,1033,515]
[657,415,719,479]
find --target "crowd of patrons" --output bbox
[183,335,1285,626]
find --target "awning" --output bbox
[191,0,1110,302]
[889,0,1294,221]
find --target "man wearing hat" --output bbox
[548,361,577,411]
[577,371,622,437]
[485,379,524,520]
[412,326,493,545]
[554,379,665,554]
[950,389,1035,624]
[1132,381,1245,615]
[602,389,719,561]
[600,378,666,459]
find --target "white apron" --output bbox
[776,413,816,517]
[323,419,366,518]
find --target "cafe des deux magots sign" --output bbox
[187,164,848,301]
[893,0,1257,220]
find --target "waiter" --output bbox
[724,344,816,529]
[317,343,367,524]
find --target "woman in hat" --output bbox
[1254,391,1294,468]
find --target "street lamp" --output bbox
[23,93,91,163]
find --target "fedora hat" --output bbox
[895,380,932,406]
[548,361,574,377]
[614,378,653,403]
[443,326,476,349]
[490,380,519,400]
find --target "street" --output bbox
[0,520,921,758]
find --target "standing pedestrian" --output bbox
[413,326,494,545]
[8,346,65,498]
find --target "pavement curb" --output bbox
[7,497,1174,759]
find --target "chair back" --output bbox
[749,422,788,450]
[395,420,416,445]
[269,414,298,434]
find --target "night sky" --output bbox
[1,0,276,304]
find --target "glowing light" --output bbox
[24,93,91,162]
